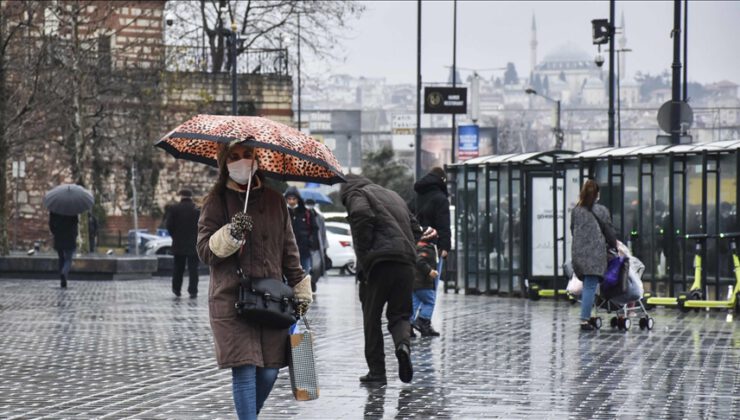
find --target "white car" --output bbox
[324,221,356,274]
[142,234,173,255]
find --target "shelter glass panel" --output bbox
[499,168,511,293]
[718,153,737,280]
[488,169,501,291]
[477,169,489,293]
[464,168,479,291]
[653,158,670,284]
[511,169,522,293]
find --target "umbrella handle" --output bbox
[242,159,255,213]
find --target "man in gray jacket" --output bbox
[340,174,421,385]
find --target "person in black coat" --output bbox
[166,189,201,298]
[340,174,422,385]
[409,167,451,336]
[49,212,78,288]
[284,186,318,274]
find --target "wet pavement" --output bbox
[1,274,739,419]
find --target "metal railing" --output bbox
[165,45,289,76]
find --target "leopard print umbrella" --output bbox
[156,114,345,184]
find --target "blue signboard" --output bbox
[458,124,479,160]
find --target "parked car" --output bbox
[126,229,172,255]
[325,221,356,274]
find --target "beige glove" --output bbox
[293,274,313,314]
[208,224,245,258]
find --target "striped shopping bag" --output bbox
[288,317,319,401]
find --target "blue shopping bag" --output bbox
[603,255,626,288]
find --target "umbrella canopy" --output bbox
[156,114,345,185]
[298,188,332,205]
[44,184,94,216]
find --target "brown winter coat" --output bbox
[197,179,304,369]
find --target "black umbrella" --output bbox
[43,184,94,216]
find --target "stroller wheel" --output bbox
[647,317,655,330]
[590,316,602,330]
[623,318,631,331]
[610,317,618,328]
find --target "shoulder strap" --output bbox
[588,207,617,248]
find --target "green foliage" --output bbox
[321,190,345,213]
[360,147,414,202]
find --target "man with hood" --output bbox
[408,167,450,337]
[284,186,319,274]
[340,174,421,385]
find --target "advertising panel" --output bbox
[458,125,479,161]
[531,177,565,277]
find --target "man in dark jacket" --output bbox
[49,212,79,288]
[408,167,450,336]
[166,189,201,298]
[285,186,318,275]
[340,174,421,385]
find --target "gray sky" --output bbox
[305,0,740,86]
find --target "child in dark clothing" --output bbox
[411,227,441,337]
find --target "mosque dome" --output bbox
[536,42,596,71]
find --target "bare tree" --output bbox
[165,0,364,73]
[0,1,48,254]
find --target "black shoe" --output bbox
[359,372,387,385]
[395,343,413,383]
[580,321,595,331]
[418,318,440,337]
[189,293,197,298]
[172,288,181,297]
[60,275,67,289]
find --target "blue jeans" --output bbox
[411,289,436,321]
[580,275,601,320]
[57,248,75,278]
[300,255,312,274]
[231,365,279,420]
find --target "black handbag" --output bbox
[234,267,298,329]
[221,192,298,329]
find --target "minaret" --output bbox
[619,11,627,79]
[530,14,537,74]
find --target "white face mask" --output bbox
[227,159,258,184]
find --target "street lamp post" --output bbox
[615,48,632,147]
[525,88,563,149]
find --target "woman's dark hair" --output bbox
[578,179,600,208]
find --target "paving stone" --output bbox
[0,275,739,419]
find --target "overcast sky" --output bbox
[304,0,740,86]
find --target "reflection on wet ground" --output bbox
[0,275,738,419]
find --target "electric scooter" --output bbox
[644,233,707,308]
[680,232,740,316]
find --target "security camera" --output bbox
[594,54,605,67]
[165,13,174,27]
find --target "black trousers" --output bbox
[359,261,413,375]
[172,254,200,295]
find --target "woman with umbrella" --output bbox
[196,141,310,418]
[159,115,344,418]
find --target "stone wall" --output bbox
[5,71,294,251]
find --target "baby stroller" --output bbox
[566,242,655,331]
[597,242,654,331]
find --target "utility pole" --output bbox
[671,0,682,144]
[131,162,139,256]
[607,0,615,147]
[297,12,302,130]
[229,22,238,116]
[450,0,457,163]
[415,0,422,180]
